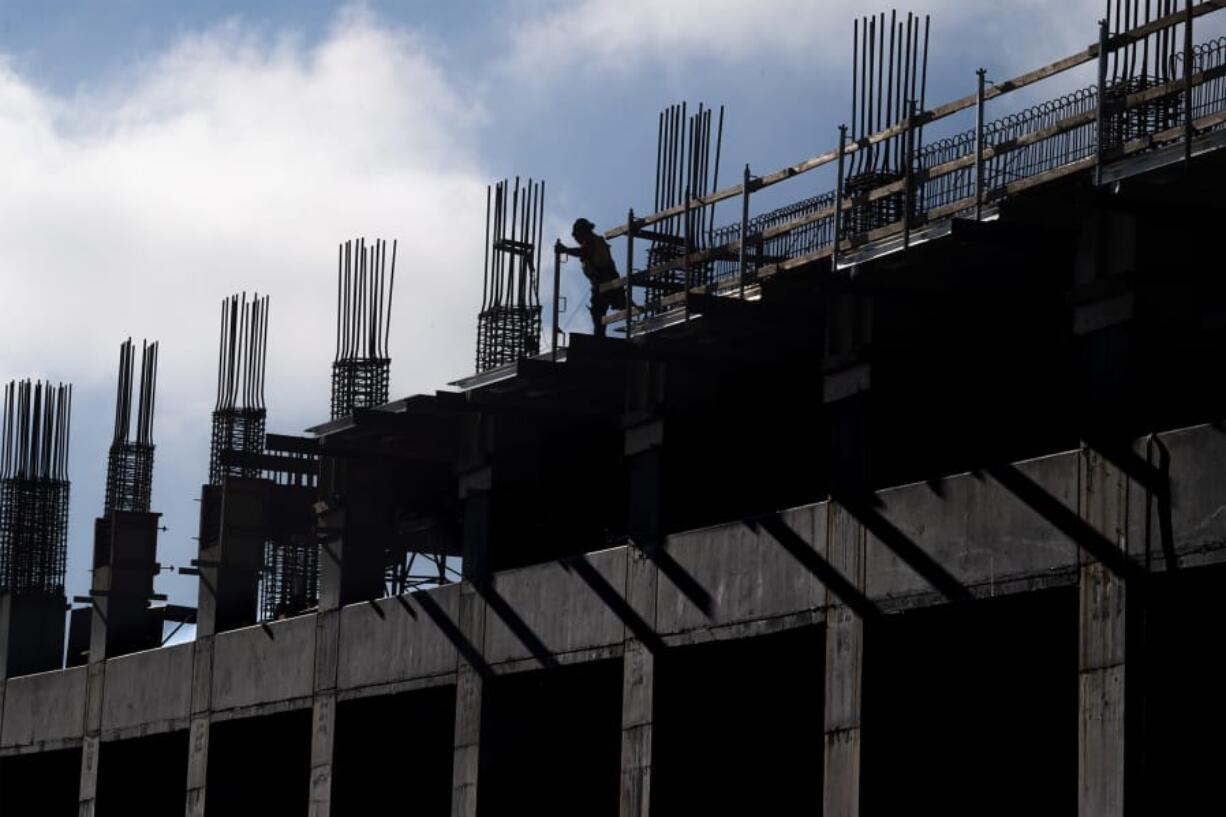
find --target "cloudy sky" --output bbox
[0,0,1209,607]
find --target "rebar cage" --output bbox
[476,305,542,372]
[260,535,319,620]
[209,408,267,486]
[476,178,544,372]
[330,358,391,420]
[0,380,72,596]
[105,442,154,515]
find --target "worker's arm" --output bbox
[554,239,583,259]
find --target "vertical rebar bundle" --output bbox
[105,339,158,515]
[209,293,269,485]
[0,380,71,596]
[332,238,396,420]
[845,11,930,236]
[1102,1,1187,148]
[476,178,544,372]
[644,102,724,314]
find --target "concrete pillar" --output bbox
[823,502,867,817]
[619,544,658,817]
[450,581,488,817]
[76,661,106,816]
[822,285,872,817]
[1078,446,1142,817]
[195,479,269,636]
[184,638,214,817]
[0,591,68,679]
[307,495,345,817]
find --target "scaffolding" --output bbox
[0,380,72,596]
[476,178,544,372]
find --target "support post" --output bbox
[1095,19,1109,186]
[975,68,987,220]
[308,499,345,817]
[552,241,562,360]
[738,164,751,299]
[625,208,635,337]
[619,545,658,817]
[903,100,916,249]
[834,125,847,269]
[1184,0,1195,166]
[1077,446,1144,817]
[450,581,488,817]
[682,188,693,322]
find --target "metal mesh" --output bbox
[104,442,154,515]
[260,536,319,620]
[476,305,542,372]
[0,478,69,595]
[208,408,266,486]
[330,358,391,420]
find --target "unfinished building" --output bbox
[2,3,1226,816]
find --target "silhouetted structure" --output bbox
[0,379,71,678]
[332,238,396,419]
[476,178,544,372]
[209,293,269,485]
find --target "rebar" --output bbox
[476,178,544,372]
[209,293,269,486]
[0,380,71,596]
[104,339,158,515]
[332,238,396,419]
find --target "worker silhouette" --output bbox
[559,218,625,338]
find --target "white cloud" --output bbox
[0,8,490,599]
[504,0,1107,85]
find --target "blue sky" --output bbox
[0,0,1204,609]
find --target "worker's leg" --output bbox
[590,292,607,338]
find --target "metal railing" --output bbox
[600,1,1226,335]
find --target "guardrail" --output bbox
[595,1,1226,335]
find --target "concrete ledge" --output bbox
[211,616,316,713]
[0,666,86,750]
[657,504,825,634]
[483,547,628,665]
[337,584,461,690]
[102,643,193,733]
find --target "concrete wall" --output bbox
[102,643,193,737]
[211,615,317,713]
[1,666,86,752]
[337,583,461,691]
[866,450,1082,606]
[483,547,627,666]
[3,424,1226,759]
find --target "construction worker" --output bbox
[559,218,625,338]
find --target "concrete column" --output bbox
[307,499,344,817]
[76,661,106,816]
[619,544,658,817]
[450,581,488,817]
[184,637,214,817]
[823,502,867,817]
[195,479,269,636]
[1078,447,1140,817]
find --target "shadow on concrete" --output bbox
[984,462,1146,582]
[752,512,882,620]
[836,492,975,604]
[476,581,560,670]
[562,555,665,654]
[645,545,713,617]
[412,590,494,680]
